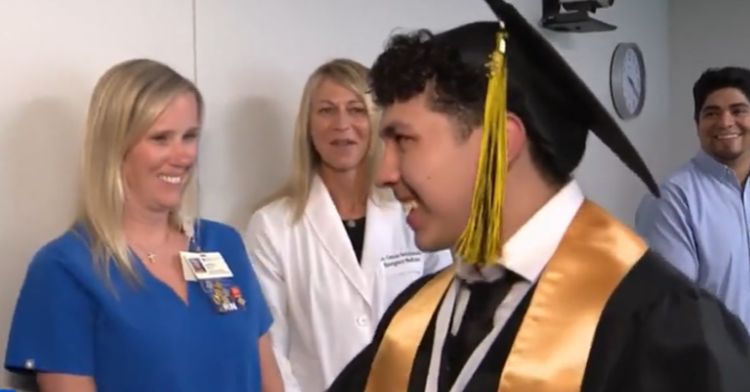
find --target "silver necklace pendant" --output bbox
[346,220,356,228]
[146,252,157,263]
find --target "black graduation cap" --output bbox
[443,0,659,266]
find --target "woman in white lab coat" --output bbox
[245,58,451,392]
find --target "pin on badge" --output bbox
[230,286,246,308]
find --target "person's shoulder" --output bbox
[194,219,252,268]
[659,155,708,193]
[607,250,723,315]
[615,250,750,341]
[638,159,701,213]
[194,219,247,251]
[628,250,692,286]
[260,195,294,216]
[249,197,294,227]
[196,219,238,236]
[589,251,750,388]
[28,226,93,276]
[245,198,296,245]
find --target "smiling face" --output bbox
[697,87,750,167]
[122,92,201,214]
[309,77,371,174]
[375,92,482,251]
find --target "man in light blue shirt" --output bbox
[636,66,750,332]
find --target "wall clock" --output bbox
[610,42,646,120]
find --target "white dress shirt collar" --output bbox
[455,181,585,283]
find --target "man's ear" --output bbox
[506,112,527,165]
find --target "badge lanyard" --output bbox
[424,278,532,392]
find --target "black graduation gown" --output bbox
[328,250,750,392]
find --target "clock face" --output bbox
[610,43,645,120]
[622,49,643,113]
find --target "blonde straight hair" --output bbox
[77,58,203,282]
[262,58,391,220]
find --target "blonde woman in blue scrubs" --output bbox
[4,59,283,392]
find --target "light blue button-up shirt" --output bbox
[635,151,750,331]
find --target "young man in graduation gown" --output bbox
[328,1,750,391]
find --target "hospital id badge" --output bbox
[201,278,247,314]
[180,251,234,281]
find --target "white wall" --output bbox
[556,0,671,224]
[195,0,672,229]
[1,0,670,388]
[0,1,194,388]
[669,0,750,166]
[193,0,495,229]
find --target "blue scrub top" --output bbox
[4,219,272,392]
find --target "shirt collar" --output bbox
[693,150,737,183]
[455,180,585,283]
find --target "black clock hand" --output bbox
[628,76,639,95]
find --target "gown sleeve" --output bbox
[614,285,750,391]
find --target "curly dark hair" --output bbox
[370,30,486,136]
[370,29,569,185]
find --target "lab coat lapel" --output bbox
[359,196,398,315]
[305,176,371,307]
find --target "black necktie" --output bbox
[442,272,518,388]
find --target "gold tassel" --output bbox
[455,29,508,266]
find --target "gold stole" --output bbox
[364,201,646,392]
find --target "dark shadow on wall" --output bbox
[1,96,83,391]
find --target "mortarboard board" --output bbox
[438,0,660,266]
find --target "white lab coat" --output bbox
[245,176,451,392]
